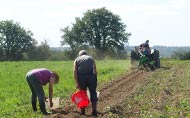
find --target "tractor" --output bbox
[130,46,160,70]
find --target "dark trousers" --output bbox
[78,74,98,105]
[26,74,46,113]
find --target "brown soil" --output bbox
[50,69,150,118]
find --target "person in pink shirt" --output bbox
[26,68,59,115]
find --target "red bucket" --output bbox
[71,90,90,108]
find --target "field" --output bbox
[122,60,190,118]
[0,60,130,118]
[1,60,190,118]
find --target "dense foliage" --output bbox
[0,20,33,61]
[172,50,190,60]
[0,21,67,61]
[0,8,131,61]
[61,7,131,59]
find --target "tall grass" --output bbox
[0,60,130,118]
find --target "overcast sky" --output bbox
[0,0,189,47]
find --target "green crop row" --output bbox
[116,60,190,118]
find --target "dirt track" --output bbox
[50,69,150,118]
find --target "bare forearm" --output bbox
[74,71,79,86]
[93,63,97,76]
[49,87,53,102]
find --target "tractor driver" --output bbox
[139,40,151,57]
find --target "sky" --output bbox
[0,0,190,47]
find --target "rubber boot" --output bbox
[32,102,37,112]
[80,107,85,115]
[39,102,50,115]
[92,103,97,116]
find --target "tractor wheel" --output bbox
[148,63,155,71]
[153,49,160,68]
[157,58,160,68]
[130,50,140,60]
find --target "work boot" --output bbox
[92,103,97,116]
[80,108,85,115]
[39,102,50,115]
[92,110,97,116]
[42,111,51,115]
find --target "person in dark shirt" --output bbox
[140,40,151,56]
[73,50,98,116]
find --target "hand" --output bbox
[44,96,48,102]
[50,101,53,107]
[76,84,80,89]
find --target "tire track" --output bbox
[98,69,149,112]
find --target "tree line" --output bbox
[153,46,190,60]
[0,7,131,61]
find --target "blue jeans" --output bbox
[26,74,46,113]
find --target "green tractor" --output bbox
[131,46,160,70]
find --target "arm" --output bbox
[49,77,54,107]
[93,61,97,77]
[73,60,79,89]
